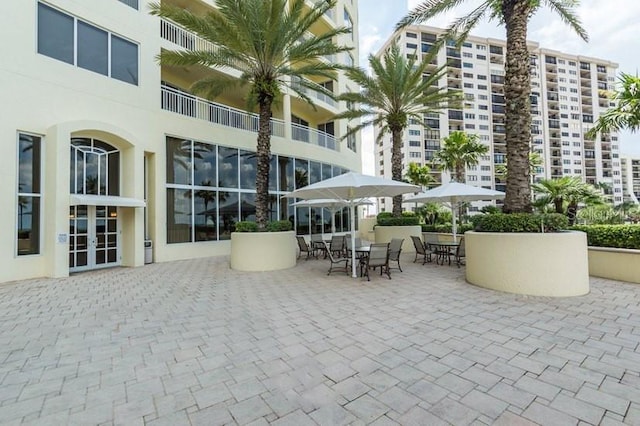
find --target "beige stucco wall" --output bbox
[588,247,640,284]
[465,231,589,297]
[374,226,422,253]
[358,218,377,241]
[230,231,296,271]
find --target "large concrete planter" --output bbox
[230,231,296,271]
[465,231,589,297]
[588,247,640,284]
[374,225,422,253]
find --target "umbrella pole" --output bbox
[451,203,457,242]
[350,203,357,278]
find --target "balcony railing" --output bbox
[291,77,337,108]
[161,85,338,151]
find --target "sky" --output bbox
[356,0,640,175]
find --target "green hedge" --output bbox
[473,213,568,233]
[421,223,474,233]
[377,211,420,226]
[234,220,293,232]
[571,224,640,249]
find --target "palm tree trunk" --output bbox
[391,126,403,217]
[502,0,533,213]
[256,97,273,231]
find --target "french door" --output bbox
[69,205,120,272]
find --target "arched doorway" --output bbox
[69,138,121,271]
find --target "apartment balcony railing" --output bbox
[161,85,338,151]
[291,77,337,108]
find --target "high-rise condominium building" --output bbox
[621,156,640,204]
[375,25,622,212]
[0,0,360,283]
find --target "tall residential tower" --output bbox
[375,25,622,212]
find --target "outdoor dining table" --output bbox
[432,241,460,266]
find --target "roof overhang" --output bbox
[69,194,146,208]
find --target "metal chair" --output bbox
[363,243,390,281]
[323,241,349,275]
[328,235,345,258]
[388,238,404,272]
[411,235,431,264]
[455,237,466,268]
[296,236,316,260]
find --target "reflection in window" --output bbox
[239,150,256,189]
[218,146,238,188]
[193,142,216,187]
[241,193,256,222]
[309,161,321,184]
[219,193,238,240]
[37,3,73,64]
[166,188,191,243]
[294,159,309,189]
[111,35,139,85]
[17,133,42,255]
[166,137,191,185]
[70,138,119,195]
[194,188,216,241]
[78,21,108,75]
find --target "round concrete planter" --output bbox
[465,231,589,297]
[374,225,422,253]
[230,231,296,271]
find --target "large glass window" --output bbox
[165,136,354,242]
[37,3,74,64]
[77,21,108,75]
[37,2,139,85]
[17,133,42,255]
[111,35,139,85]
[70,138,119,195]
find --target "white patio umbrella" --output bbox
[290,198,372,235]
[405,182,505,241]
[285,172,420,277]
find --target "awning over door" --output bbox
[70,194,146,208]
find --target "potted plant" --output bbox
[230,220,296,271]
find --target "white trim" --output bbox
[70,194,145,208]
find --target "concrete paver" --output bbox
[0,254,639,424]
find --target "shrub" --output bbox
[235,221,259,232]
[571,224,640,249]
[474,213,568,233]
[265,220,293,232]
[234,220,293,232]
[376,211,420,226]
[421,223,473,233]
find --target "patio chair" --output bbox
[345,237,362,258]
[388,238,404,272]
[363,243,390,281]
[323,241,349,275]
[455,237,466,268]
[411,235,431,264]
[329,235,345,258]
[311,234,326,256]
[296,236,316,260]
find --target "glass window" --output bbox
[239,150,256,190]
[166,188,192,243]
[77,21,108,75]
[309,161,322,184]
[166,137,191,185]
[278,156,294,192]
[218,146,238,188]
[294,159,309,189]
[37,3,74,64]
[194,189,217,241]
[219,192,238,240]
[17,133,42,255]
[111,35,138,85]
[193,142,216,187]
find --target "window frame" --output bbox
[16,131,44,257]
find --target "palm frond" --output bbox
[543,0,589,42]
[396,0,470,30]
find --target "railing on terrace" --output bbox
[161,19,336,109]
[291,77,337,107]
[117,0,138,10]
[291,123,337,150]
[161,85,284,137]
[161,85,338,151]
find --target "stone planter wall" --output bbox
[422,232,460,243]
[588,247,640,284]
[465,231,589,297]
[230,231,296,271]
[374,225,422,253]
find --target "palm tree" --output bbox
[336,45,459,216]
[150,0,350,230]
[398,0,588,213]
[433,131,488,183]
[533,176,602,225]
[495,151,544,181]
[404,162,436,189]
[587,72,640,137]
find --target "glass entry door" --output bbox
[69,205,120,272]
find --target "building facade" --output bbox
[1,0,360,282]
[621,155,640,204]
[375,25,622,212]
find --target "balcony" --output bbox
[160,85,338,151]
[291,77,337,108]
